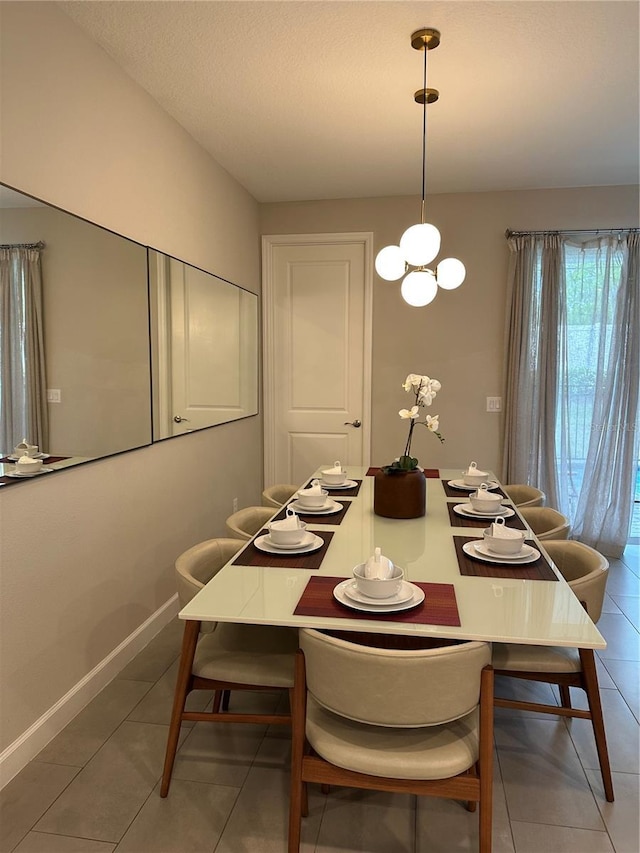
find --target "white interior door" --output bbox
[170,259,257,434]
[262,233,372,486]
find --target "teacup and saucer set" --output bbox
[289,479,343,515]
[448,461,499,492]
[463,517,540,565]
[453,482,515,520]
[333,547,425,613]
[6,439,53,478]
[254,508,324,555]
[318,461,357,491]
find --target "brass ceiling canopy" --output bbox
[412,28,440,104]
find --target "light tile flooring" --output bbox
[2,545,639,853]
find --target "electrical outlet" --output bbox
[232,497,238,513]
[486,396,502,412]
[46,389,62,403]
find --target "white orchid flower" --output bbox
[425,414,440,432]
[402,374,423,392]
[399,406,420,420]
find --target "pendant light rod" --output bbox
[411,29,440,227]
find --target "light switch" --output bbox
[486,396,502,412]
[46,389,62,403]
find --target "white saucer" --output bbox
[462,540,540,565]
[289,498,343,515]
[254,533,324,555]
[7,452,49,461]
[343,579,415,606]
[453,503,514,519]
[333,579,425,613]
[6,467,54,478]
[265,531,316,551]
[448,479,499,491]
[321,479,358,490]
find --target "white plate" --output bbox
[333,579,425,613]
[254,533,324,555]
[453,503,514,519]
[462,540,540,565]
[263,531,316,551]
[448,479,500,491]
[7,452,49,461]
[320,479,358,490]
[289,498,343,515]
[6,467,54,478]
[343,579,416,606]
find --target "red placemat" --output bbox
[231,530,334,570]
[367,467,440,478]
[273,500,352,526]
[294,576,461,626]
[453,536,558,581]
[442,479,508,499]
[447,503,526,530]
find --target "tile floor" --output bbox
[2,545,638,853]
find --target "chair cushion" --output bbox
[305,695,479,780]
[193,624,298,687]
[492,642,581,673]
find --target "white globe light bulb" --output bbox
[375,245,406,281]
[400,270,438,307]
[399,223,441,266]
[436,257,466,290]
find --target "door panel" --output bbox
[263,234,372,486]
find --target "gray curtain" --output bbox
[502,230,639,557]
[502,233,565,509]
[572,233,640,555]
[0,245,48,454]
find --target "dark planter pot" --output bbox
[373,468,427,519]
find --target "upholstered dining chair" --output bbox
[225,505,275,540]
[519,506,570,540]
[262,483,299,508]
[502,483,546,507]
[160,537,298,797]
[492,539,613,801]
[289,629,494,853]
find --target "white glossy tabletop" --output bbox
[179,468,606,650]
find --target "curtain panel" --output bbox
[502,230,639,557]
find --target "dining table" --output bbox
[178,467,606,651]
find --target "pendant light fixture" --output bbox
[375,28,466,307]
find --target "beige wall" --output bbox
[260,185,639,473]
[0,1,262,758]
[0,204,150,457]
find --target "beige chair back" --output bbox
[520,506,570,540]
[225,506,274,540]
[175,538,245,608]
[299,629,490,728]
[503,484,546,507]
[262,484,299,508]
[544,540,609,623]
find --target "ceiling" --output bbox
[59,0,639,204]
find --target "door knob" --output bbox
[344,419,362,428]
[173,415,190,423]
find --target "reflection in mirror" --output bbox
[0,185,151,473]
[149,251,259,440]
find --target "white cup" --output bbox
[296,488,328,508]
[463,461,489,487]
[14,441,39,458]
[353,563,404,599]
[469,484,503,513]
[16,457,43,473]
[268,517,307,547]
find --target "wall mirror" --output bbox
[0,184,259,482]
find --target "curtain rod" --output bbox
[0,240,45,250]
[505,228,638,238]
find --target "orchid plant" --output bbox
[383,373,444,474]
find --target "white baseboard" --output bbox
[0,594,179,790]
